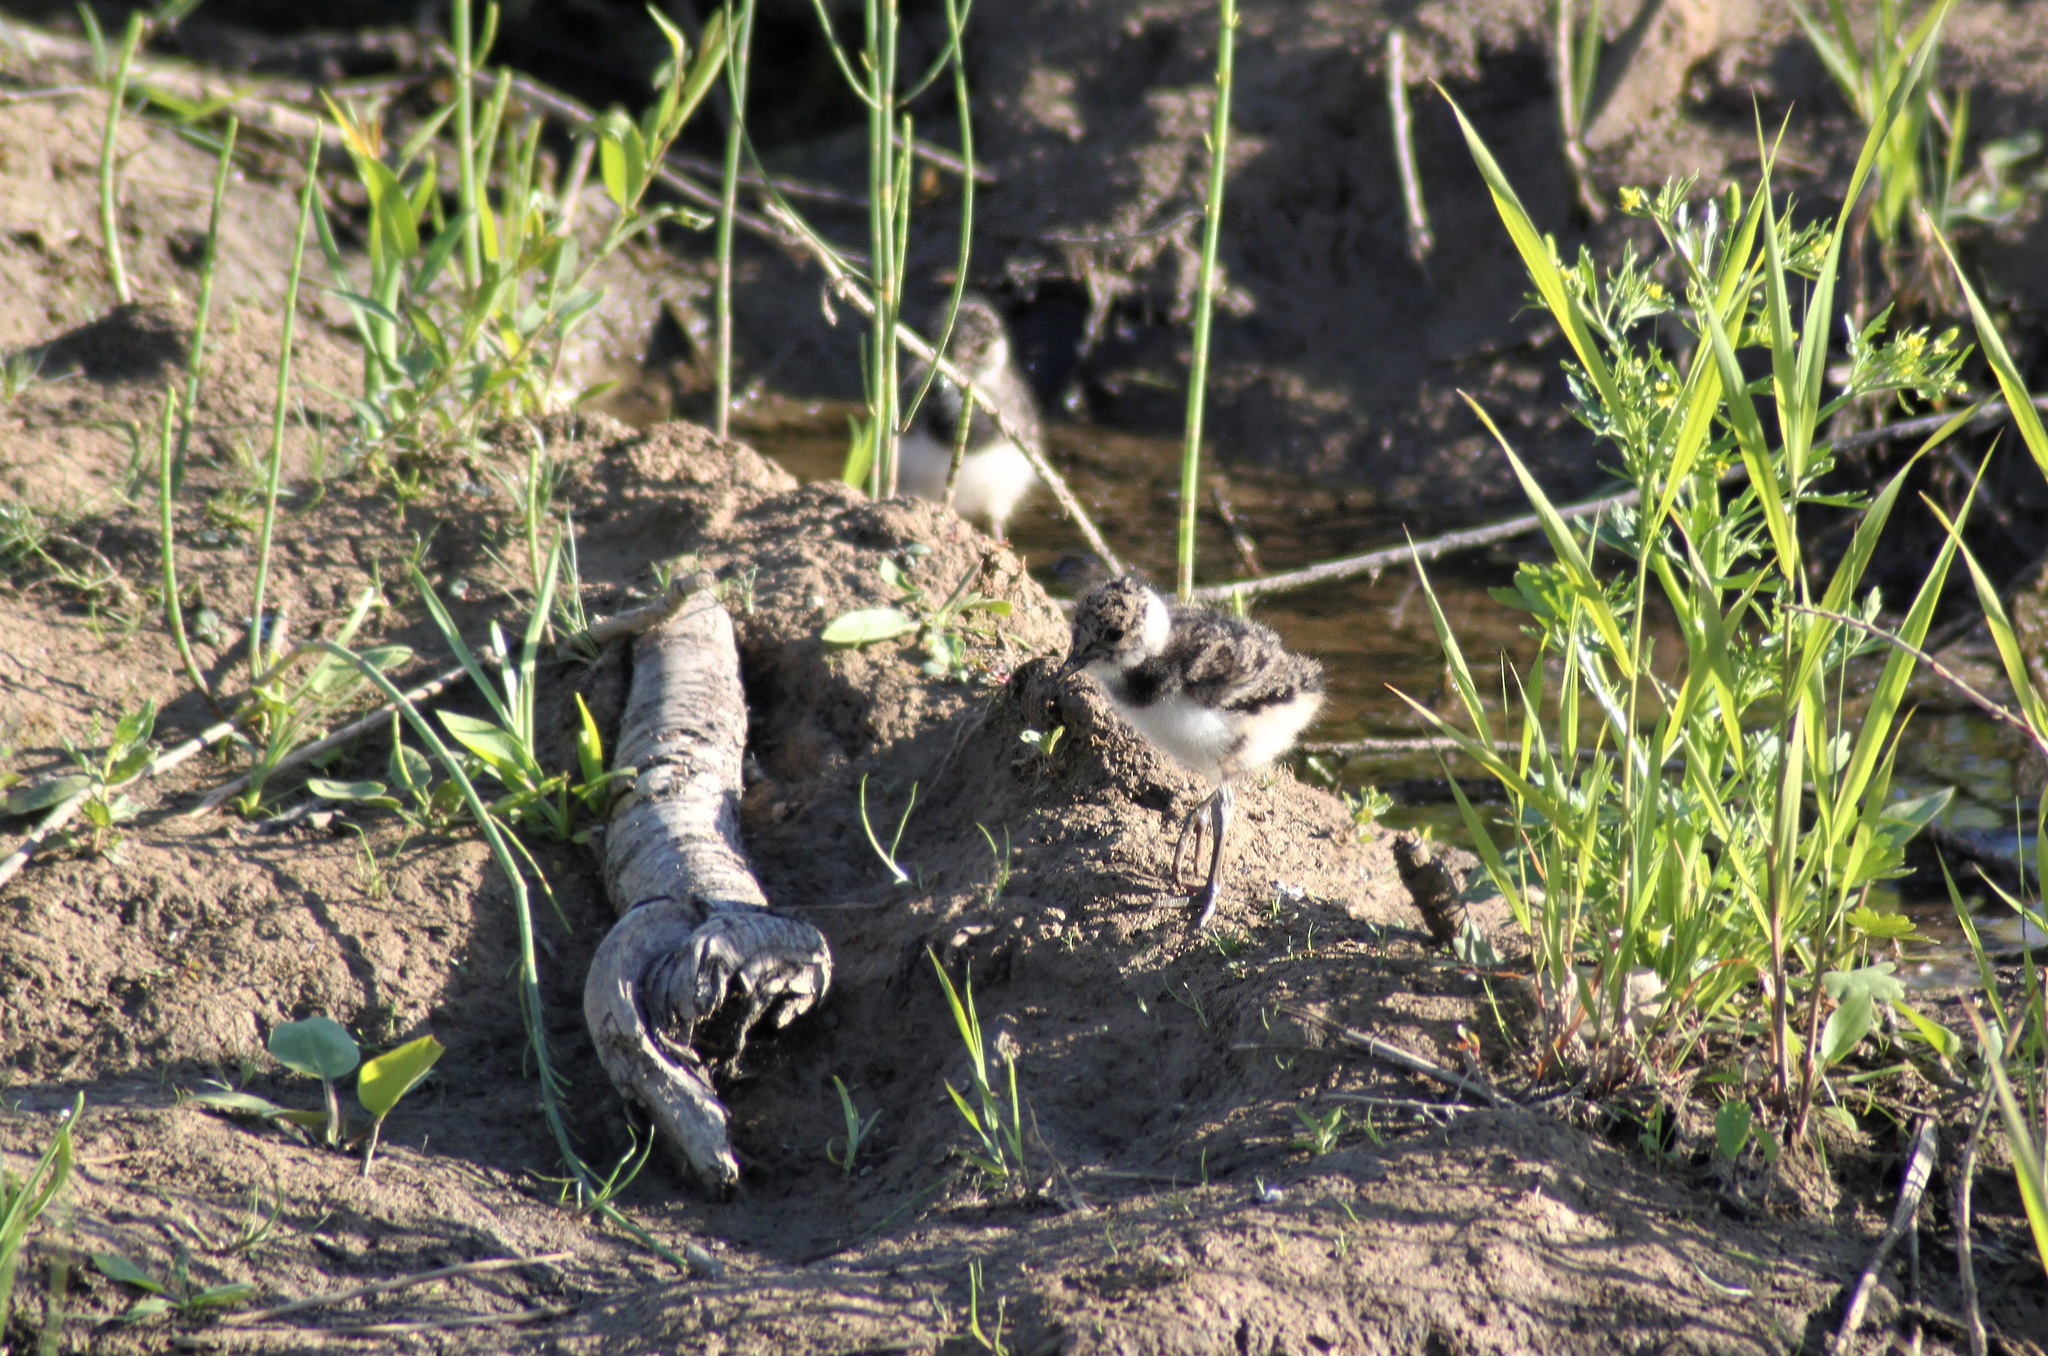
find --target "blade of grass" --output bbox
[1177,0,1237,602]
[247,129,321,686]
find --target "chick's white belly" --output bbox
[898,431,1038,525]
[1111,692,1235,784]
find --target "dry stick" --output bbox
[1785,604,2048,762]
[0,713,241,889]
[1325,1092,1479,1120]
[1954,1090,1992,1356]
[1210,479,1262,576]
[1193,485,1641,604]
[1188,398,2048,605]
[223,1253,573,1325]
[1386,29,1432,264]
[293,1305,575,1337]
[1282,1004,1522,1111]
[768,201,1128,575]
[1301,735,1525,757]
[1828,1117,1939,1354]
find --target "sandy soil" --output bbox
[0,15,2044,1356]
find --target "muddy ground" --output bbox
[1,8,2046,1356]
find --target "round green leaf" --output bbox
[357,1033,444,1120]
[267,1016,359,1081]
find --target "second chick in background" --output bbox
[898,294,1043,541]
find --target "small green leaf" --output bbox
[183,1282,257,1311]
[821,608,918,646]
[188,1090,293,1119]
[93,1253,165,1293]
[437,711,529,779]
[267,1016,360,1081]
[357,1033,444,1120]
[1714,1100,1753,1160]
[305,778,400,809]
[1846,906,1917,941]
[1819,964,1904,1068]
[1895,999,1961,1058]
[6,775,92,815]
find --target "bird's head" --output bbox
[1061,575,1169,678]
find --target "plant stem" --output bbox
[714,0,757,440]
[175,116,239,482]
[452,0,482,289]
[157,386,210,705]
[96,9,145,306]
[1178,0,1236,601]
[248,131,321,687]
[864,0,902,498]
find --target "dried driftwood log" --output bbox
[583,586,832,1190]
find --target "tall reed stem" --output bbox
[865,0,903,498]
[157,387,209,704]
[175,116,239,481]
[714,0,757,440]
[248,131,321,686]
[96,10,145,306]
[1178,0,1237,601]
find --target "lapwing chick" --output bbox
[1062,576,1325,927]
[899,294,1043,541]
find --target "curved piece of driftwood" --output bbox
[583,587,832,1191]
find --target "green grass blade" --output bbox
[1462,396,1633,675]
[1440,90,1619,414]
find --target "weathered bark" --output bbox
[583,587,832,1191]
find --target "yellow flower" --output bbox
[1618,186,1647,213]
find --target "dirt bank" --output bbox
[0,21,2044,1356]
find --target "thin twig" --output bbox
[1324,1092,1479,1120]
[1283,1004,1522,1112]
[298,1305,575,1336]
[183,661,472,817]
[770,199,1126,574]
[1385,30,1432,264]
[1300,735,1526,758]
[1955,1090,1993,1356]
[1211,479,1262,576]
[1192,486,1640,604]
[559,571,699,654]
[224,1253,572,1325]
[1785,604,2048,761]
[1828,1117,1939,1354]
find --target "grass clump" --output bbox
[1413,2,1979,1136]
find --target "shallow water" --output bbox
[742,411,2041,980]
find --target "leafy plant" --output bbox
[858,773,917,886]
[825,1075,881,1176]
[929,949,1026,1187]
[1018,726,1064,758]
[92,1251,253,1323]
[316,2,725,469]
[4,705,159,856]
[964,1258,1010,1355]
[190,1017,442,1176]
[1290,1104,1347,1156]
[1415,9,1970,1133]
[822,553,1010,680]
[0,1094,79,1334]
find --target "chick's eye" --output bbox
[1100,626,1124,643]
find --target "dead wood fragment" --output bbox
[1828,1117,1939,1355]
[584,587,831,1191]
